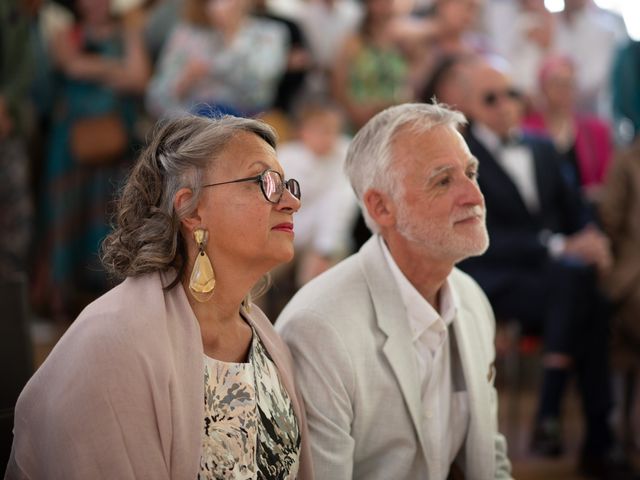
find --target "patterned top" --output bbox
[348,43,409,105]
[146,19,288,118]
[198,327,300,479]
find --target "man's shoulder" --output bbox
[284,253,367,307]
[276,252,372,328]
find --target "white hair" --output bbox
[344,102,468,232]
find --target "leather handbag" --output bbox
[70,113,128,165]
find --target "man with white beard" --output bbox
[276,102,512,480]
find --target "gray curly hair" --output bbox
[101,114,277,288]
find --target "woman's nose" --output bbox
[277,188,301,212]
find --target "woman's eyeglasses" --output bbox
[201,168,301,204]
[482,88,521,107]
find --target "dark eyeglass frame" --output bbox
[201,168,301,204]
[482,88,521,107]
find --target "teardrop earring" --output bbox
[189,228,216,302]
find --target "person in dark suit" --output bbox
[456,57,627,479]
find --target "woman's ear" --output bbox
[362,189,396,228]
[174,187,201,232]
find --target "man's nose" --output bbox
[461,177,484,206]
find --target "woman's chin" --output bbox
[262,247,295,272]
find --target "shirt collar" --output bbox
[472,122,522,154]
[378,235,458,341]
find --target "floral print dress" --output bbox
[198,327,300,479]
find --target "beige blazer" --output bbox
[276,236,512,480]
[6,271,313,480]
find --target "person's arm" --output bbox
[145,24,197,117]
[51,20,150,94]
[277,310,356,480]
[106,11,152,93]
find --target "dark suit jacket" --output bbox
[459,128,592,296]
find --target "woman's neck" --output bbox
[185,279,255,362]
[185,287,242,324]
[543,109,575,151]
[543,103,572,122]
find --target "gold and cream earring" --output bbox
[189,227,215,302]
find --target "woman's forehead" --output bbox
[213,133,280,174]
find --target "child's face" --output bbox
[299,112,343,157]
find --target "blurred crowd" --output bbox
[1,0,640,467]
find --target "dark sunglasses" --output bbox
[482,88,521,107]
[201,168,301,204]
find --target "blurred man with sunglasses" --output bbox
[458,57,631,479]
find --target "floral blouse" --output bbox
[198,327,300,479]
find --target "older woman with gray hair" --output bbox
[6,115,313,479]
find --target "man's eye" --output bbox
[437,177,452,187]
[467,170,479,181]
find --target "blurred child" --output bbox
[278,101,358,286]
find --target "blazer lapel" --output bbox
[526,137,555,217]
[452,303,494,479]
[358,237,428,457]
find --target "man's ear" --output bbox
[174,187,201,232]
[362,189,395,228]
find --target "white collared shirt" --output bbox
[472,123,540,212]
[379,236,469,480]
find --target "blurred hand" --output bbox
[175,60,209,98]
[563,224,612,275]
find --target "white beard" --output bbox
[395,205,489,263]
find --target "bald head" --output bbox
[463,59,524,138]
